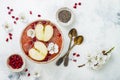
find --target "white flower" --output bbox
[96,53,107,65]
[27,29,35,38]
[47,42,59,54]
[85,54,97,68]
[85,53,104,70]
[33,72,41,78]
[2,23,13,32]
[91,63,103,70]
[19,13,29,23]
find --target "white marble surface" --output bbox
[0,0,120,80]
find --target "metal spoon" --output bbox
[68,28,77,50]
[64,35,84,66]
[56,28,77,66]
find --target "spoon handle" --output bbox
[64,55,69,67]
[63,44,76,66]
[68,38,72,50]
[56,56,64,66]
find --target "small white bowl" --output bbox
[7,54,25,72]
[56,7,74,26]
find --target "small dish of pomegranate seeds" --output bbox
[7,54,25,72]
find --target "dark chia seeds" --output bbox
[58,10,71,23]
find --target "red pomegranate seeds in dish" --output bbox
[8,54,23,69]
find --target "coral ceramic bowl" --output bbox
[20,20,63,63]
[7,54,25,72]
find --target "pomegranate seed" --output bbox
[6,38,9,42]
[57,33,61,37]
[33,37,37,42]
[8,12,11,15]
[12,16,15,19]
[53,26,56,29]
[38,14,41,17]
[7,6,10,10]
[76,54,80,57]
[10,9,13,12]
[75,3,77,5]
[14,21,17,24]
[28,73,30,77]
[10,36,12,40]
[25,68,28,72]
[73,59,77,62]
[78,2,81,5]
[73,53,76,56]
[9,33,12,36]
[29,11,32,15]
[15,17,19,20]
[42,21,46,24]
[73,5,77,9]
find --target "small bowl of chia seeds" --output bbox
[56,7,74,26]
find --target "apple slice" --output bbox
[29,48,45,61]
[35,23,53,42]
[34,41,48,55]
[35,24,44,41]
[44,25,53,41]
[29,41,48,61]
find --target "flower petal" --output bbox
[54,44,59,53]
[2,23,13,32]
[27,29,35,38]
